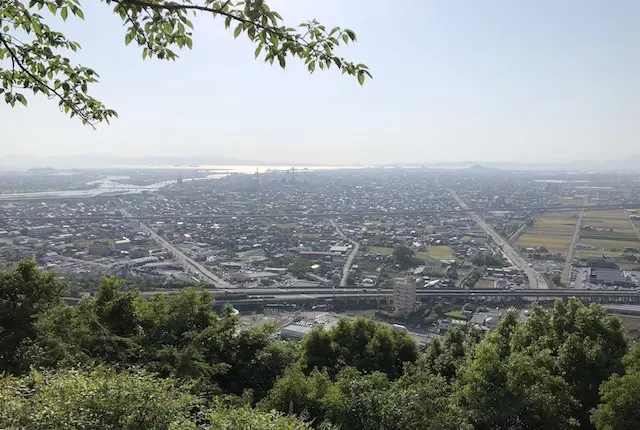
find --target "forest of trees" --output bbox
[2,260,640,428]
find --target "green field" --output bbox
[515,211,579,255]
[578,210,640,252]
[366,246,394,256]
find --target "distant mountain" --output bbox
[0,154,308,170]
[2,153,639,172]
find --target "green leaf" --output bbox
[61,7,68,21]
[357,71,365,86]
[234,24,243,38]
[16,94,27,107]
[254,44,262,59]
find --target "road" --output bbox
[448,189,548,289]
[135,286,640,299]
[122,209,232,288]
[331,219,361,287]
[562,208,585,285]
[63,286,640,307]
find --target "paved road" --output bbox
[562,208,585,285]
[331,220,361,287]
[448,189,549,289]
[135,286,640,299]
[63,286,640,306]
[122,209,232,288]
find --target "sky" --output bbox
[1,0,639,165]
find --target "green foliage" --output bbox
[8,270,296,401]
[206,404,313,430]
[301,317,418,379]
[591,372,640,430]
[0,260,65,373]
[0,0,370,127]
[392,246,416,270]
[0,367,198,429]
[4,263,640,429]
[289,258,315,278]
[472,251,506,267]
[0,367,311,430]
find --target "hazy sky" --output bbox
[1,0,639,165]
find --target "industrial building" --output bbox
[280,324,313,340]
[589,267,635,288]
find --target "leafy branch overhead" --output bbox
[0,0,371,128]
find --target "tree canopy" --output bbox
[0,0,370,127]
[1,261,640,429]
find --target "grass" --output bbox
[420,246,454,260]
[237,248,265,260]
[446,310,466,320]
[366,246,395,256]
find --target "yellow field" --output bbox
[578,210,640,252]
[416,246,454,260]
[582,210,637,233]
[515,211,579,255]
[516,234,572,253]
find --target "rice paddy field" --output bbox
[416,246,455,260]
[515,211,580,255]
[576,210,640,255]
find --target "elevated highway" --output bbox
[63,287,640,307]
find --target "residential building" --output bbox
[393,280,416,316]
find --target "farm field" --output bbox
[417,246,455,260]
[366,246,394,256]
[576,210,640,268]
[578,210,640,251]
[515,211,579,255]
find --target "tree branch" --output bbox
[0,33,98,129]
[116,0,331,61]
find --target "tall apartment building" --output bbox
[393,281,417,316]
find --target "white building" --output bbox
[114,238,131,250]
[281,324,312,340]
